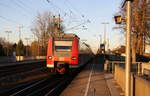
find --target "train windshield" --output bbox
[55,46,72,51]
[54,41,72,51]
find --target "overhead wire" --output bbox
[0,0,31,20]
[0,2,9,7]
[11,0,33,17]
[53,0,89,31]
[46,0,68,17]
[0,1,24,29]
[63,0,91,29]
[64,0,91,23]
[46,0,84,21]
[0,15,19,24]
[0,0,37,39]
[62,1,81,23]
[17,0,36,12]
[45,0,73,32]
[64,0,85,18]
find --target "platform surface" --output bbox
[61,55,113,96]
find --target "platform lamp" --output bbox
[25,37,30,56]
[4,30,12,56]
[16,26,23,61]
[101,22,109,60]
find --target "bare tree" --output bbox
[117,0,150,62]
[31,12,64,55]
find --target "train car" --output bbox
[46,33,93,74]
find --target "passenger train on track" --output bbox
[46,33,93,74]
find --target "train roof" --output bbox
[53,33,79,40]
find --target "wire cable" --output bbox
[11,0,33,16]
[0,16,19,24]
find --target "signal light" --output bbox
[72,57,77,60]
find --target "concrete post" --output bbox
[125,1,131,96]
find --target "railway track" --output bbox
[0,61,51,94]
[0,61,46,77]
[0,74,72,96]
[0,58,93,96]
[0,57,93,96]
[0,78,45,96]
[0,67,52,88]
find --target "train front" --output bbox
[47,34,79,74]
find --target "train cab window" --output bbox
[54,41,72,52]
[55,46,72,51]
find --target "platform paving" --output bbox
[61,55,119,96]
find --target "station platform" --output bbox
[61,55,123,96]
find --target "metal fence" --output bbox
[104,61,150,96]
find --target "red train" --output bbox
[46,33,93,74]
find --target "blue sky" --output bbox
[0,0,124,52]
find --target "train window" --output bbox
[54,41,72,52]
[55,46,72,51]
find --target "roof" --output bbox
[54,33,79,40]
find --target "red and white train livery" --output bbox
[46,33,92,73]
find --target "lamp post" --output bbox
[101,22,109,44]
[25,37,30,56]
[101,22,109,54]
[125,1,132,96]
[99,34,102,45]
[114,0,133,96]
[17,26,23,61]
[94,34,102,53]
[5,30,12,43]
[17,26,23,41]
[4,30,12,56]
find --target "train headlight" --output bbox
[48,56,52,59]
[72,57,77,60]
